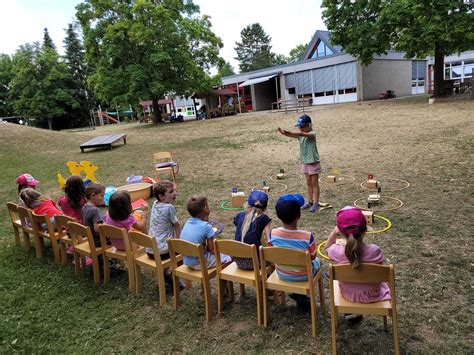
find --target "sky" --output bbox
[0,0,327,71]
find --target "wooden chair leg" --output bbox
[127,259,136,292]
[13,226,20,245]
[280,292,286,305]
[392,313,400,355]
[240,283,246,297]
[51,238,61,264]
[135,265,143,294]
[60,242,67,266]
[22,231,31,252]
[255,283,263,326]
[383,316,388,331]
[217,278,224,315]
[173,272,181,310]
[73,253,80,275]
[331,308,337,355]
[92,256,101,285]
[318,276,326,314]
[156,270,167,306]
[229,281,235,301]
[202,280,212,321]
[103,256,110,286]
[34,235,43,258]
[262,287,269,327]
[309,287,317,337]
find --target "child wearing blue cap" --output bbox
[233,190,271,270]
[278,114,321,212]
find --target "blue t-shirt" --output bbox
[233,212,271,248]
[180,217,215,266]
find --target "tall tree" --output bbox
[0,54,14,117]
[217,60,235,78]
[273,54,289,65]
[288,43,307,62]
[76,0,223,123]
[234,23,275,72]
[63,22,91,128]
[42,28,56,51]
[322,0,474,97]
[10,43,78,130]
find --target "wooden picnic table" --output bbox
[80,134,127,152]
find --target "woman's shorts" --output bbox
[301,161,321,175]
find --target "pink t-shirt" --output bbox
[58,196,86,224]
[327,243,391,303]
[103,213,137,251]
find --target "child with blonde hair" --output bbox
[20,188,64,225]
[278,114,322,212]
[325,206,391,303]
[233,190,271,270]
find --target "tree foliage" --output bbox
[0,54,14,117]
[10,43,79,130]
[322,0,474,97]
[42,28,56,51]
[76,0,223,123]
[288,43,307,62]
[234,23,275,72]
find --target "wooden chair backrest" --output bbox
[129,230,160,257]
[330,263,392,284]
[67,221,95,248]
[153,151,172,162]
[54,215,75,238]
[6,202,19,222]
[259,246,309,266]
[99,224,131,252]
[215,239,255,259]
[31,212,56,236]
[17,206,33,227]
[168,239,203,257]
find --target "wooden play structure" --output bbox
[192,89,238,119]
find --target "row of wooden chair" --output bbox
[6,202,399,354]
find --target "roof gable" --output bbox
[301,30,343,60]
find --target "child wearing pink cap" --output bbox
[16,173,40,207]
[325,206,391,304]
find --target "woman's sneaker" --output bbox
[301,202,313,210]
[310,203,320,213]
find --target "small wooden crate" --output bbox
[231,192,246,208]
[262,186,270,193]
[276,173,285,180]
[368,193,380,204]
[367,179,379,189]
[326,175,337,183]
[362,210,374,225]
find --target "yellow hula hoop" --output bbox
[317,215,392,260]
[319,174,355,186]
[353,196,404,212]
[360,178,410,192]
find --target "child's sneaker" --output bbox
[301,202,313,210]
[309,203,320,213]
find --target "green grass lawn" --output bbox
[1,97,473,353]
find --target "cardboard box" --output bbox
[231,192,246,207]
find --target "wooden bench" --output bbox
[80,134,127,152]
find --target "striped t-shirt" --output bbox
[269,227,318,281]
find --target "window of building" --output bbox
[314,92,324,97]
[288,87,295,94]
[310,40,334,59]
[325,90,334,96]
[338,89,344,95]
[345,87,357,93]
[464,63,474,77]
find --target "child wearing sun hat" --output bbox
[324,206,391,303]
[16,173,40,207]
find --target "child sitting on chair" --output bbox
[16,173,40,207]
[103,190,148,250]
[58,175,86,224]
[269,194,320,308]
[82,182,105,247]
[324,206,391,303]
[233,190,271,270]
[180,195,231,270]
[20,188,64,226]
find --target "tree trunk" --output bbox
[47,117,53,130]
[433,42,445,98]
[152,95,162,124]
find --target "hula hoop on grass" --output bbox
[252,182,288,194]
[360,178,410,192]
[318,174,355,186]
[220,200,244,211]
[317,241,330,261]
[269,173,303,181]
[353,196,404,212]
